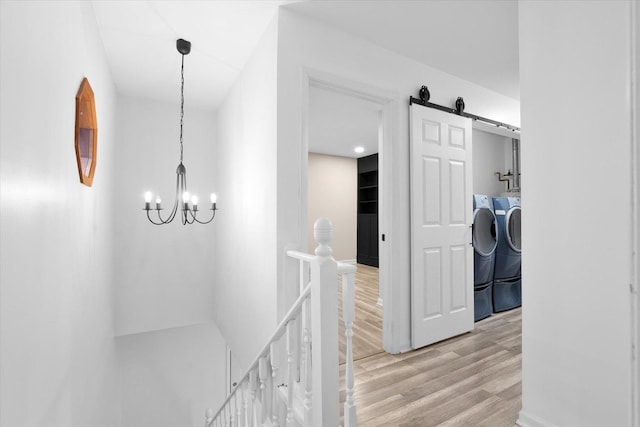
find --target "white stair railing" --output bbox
[205,218,357,427]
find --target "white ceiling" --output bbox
[91,0,519,157]
[309,86,381,158]
[91,0,298,110]
[286,0,519,101]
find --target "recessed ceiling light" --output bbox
[354,146,365,154]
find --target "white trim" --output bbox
[300,68,311,273]
[300,67,400,352]
[517,410,556,427]
[380,96,404,353]
[630,1,639,425]
[337,258,357,265]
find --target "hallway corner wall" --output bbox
[0,2,119,425]
[214,14,280,368]
[518,1,634,425]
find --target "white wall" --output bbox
[276,8,520,352]
[114,97,217,336]
[114,97,227,426]
[0,2,118,425]
[307,153,357,261]
[472,129,512,197]
[518,2,635,426]
[117,323,226,427]
[214,16,279,368]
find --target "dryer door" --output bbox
[505,206,522,253]
[473,208,498,256]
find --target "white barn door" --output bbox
[409,104,474,349]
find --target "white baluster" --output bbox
[234,393,241,427]
[342,270,357,427]
[259,356,268,426]
[249,370,257,427]
[296,260,308,383]
[286,321,295,425]
[298,259,305,295]
[270,342,280,427]
[240,381,247,427]
[303,296,313,427]
[293,310,304,383]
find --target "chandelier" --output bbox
[143,38,217,225]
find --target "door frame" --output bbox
[300,67,396,351]
[631,1,639,424]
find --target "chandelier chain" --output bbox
[180,53,185,164]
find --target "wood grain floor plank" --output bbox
[397,389,495,427]
[339,265,522,427]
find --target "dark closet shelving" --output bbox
[357,153,379,267]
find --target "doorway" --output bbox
[303,70,394,357]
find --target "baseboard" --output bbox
[338,258,357,264]
[376,297,383,306]
[517,410,555,427]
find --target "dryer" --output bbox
[492,196,522,312]
[472,194,498,321]
[492,197,521,279]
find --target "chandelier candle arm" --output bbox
[141,38,218,226]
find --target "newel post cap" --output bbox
[314,217,333,257]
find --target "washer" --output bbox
[473,195,498,285]
[492,197,521,280]
[472,194,498,321]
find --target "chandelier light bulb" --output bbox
[191,195,198,207]
[182,191,190,204]
[155,196,161,204]
[210,193,217,204]
[144,191,152,203]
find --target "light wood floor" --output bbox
[340,264,522,427]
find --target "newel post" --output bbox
[310,218,339,427]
